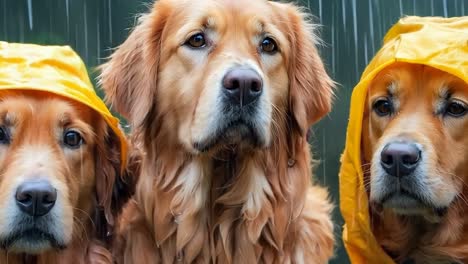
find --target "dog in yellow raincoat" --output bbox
[0,42,135,263]
[340,16,468,264]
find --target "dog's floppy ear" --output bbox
[94,124,139,241]
[99,2,170,127]
[283,4,335,136]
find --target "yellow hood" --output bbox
[339,16,468,263]
[0,41,127,169]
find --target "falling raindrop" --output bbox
[108,0,113,44]
[66,0,70,36]
[443,0,448,17]
[27,0,33,30]
[351,0,358,77]
[97,20,101,64]
[431,0,435,16]
[399,0,403,16]
[364,33,368,64]
[3,0,7,39]
[373,0,383,48]
[341,0,346,32]
[368,0,375,55]
[462,0,465,16]
[322,132,326,184]
[84,1,88,62]
[318,0,322,24]
[331,17,335,75]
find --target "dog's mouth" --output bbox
[377,189,448,217]
[0,226,65,252]
[380,189,428,208]
[194,119,264,152]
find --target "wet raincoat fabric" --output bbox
[0,41,127,169]
[339,16,468,263]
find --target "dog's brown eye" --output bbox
[0,127,9,144]
[446,101,467,117]
[185,33,206,48]
[373,98,393,116]
[260,37,278,54]
[63,130,84,148]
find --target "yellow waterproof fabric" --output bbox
[339,16,468,263]
[0,41,127,169]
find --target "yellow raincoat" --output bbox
[0,41,127,169]
[339,16,468,263]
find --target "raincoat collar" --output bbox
[339,16,468,263]
[0,41,127,170]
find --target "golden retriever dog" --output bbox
[100,0,335,263]
[0,93,134,263]
[363,62,468,263]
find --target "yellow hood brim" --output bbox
[339,16,468,263]
[0,41,127,170]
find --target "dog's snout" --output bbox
[15,180,57,217]
[222,68,263,106]
[380,142,421,177]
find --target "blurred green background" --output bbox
[1,0,467,263]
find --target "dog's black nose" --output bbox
[16,180,57,217]
[222,67,263,106]
[381,142,421,177]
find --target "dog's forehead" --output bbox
[180,0,273,13]
[0,96,92,126]
[423,68,468,97]
[171,0,277,30]
[215,0,273,13]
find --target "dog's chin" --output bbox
[374,191,449,222]
[193,121,268,153]
[0,228,66,253]
[381,192,428,212]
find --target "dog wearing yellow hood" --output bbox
[0,42,136,263]
[340,17,468,264]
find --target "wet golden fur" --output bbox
[100,0,335,263]
[0,93,134,263]
[363,63,468,263]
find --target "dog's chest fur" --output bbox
[127,139,333,264]
[373,200,468,264]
